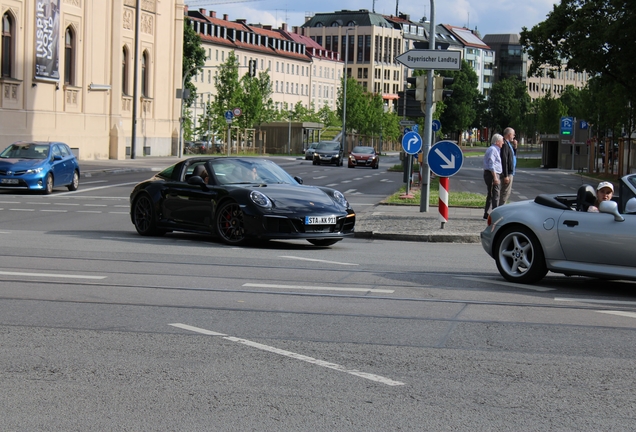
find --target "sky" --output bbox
[183,0,559,37]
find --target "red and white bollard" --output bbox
[439,176,449,229]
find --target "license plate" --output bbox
[305,215,336,225]
[1,179,18,184]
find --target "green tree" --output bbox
[209,51,241,135]
[536,91,568,134]
[438,60,480,140]
[520,0,636,104]
[182,18,206,107]
[487,77,531,135]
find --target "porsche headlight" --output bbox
[250,190,272,209]
[332,190,349,208]
[25,167,44,174]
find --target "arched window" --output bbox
[64,27,75,85]
[2,12,14,77]
[141,51,148,97]
[122,46,129,94]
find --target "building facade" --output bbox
[0,0,184,160]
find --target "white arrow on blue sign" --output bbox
[427,140,463,177]
[402,131,423,155]
[432,119,441,132]
[224,110,234,120]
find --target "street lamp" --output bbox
[341,27,354,154]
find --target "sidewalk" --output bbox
[78,156,486,243]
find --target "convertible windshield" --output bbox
[210,158,296,185]
[0,143,49,160]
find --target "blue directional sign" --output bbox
[402,131,423,155]
[560,116,574,135]
[427,140,463,177]
[224,110,234,122]
[432,119,441,132]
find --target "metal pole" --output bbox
[420,0,436,212]
[288,113,292,155]
[178,65,196,158]
[130,0,141,159]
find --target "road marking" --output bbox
[77,210,102,213]
[518,195,528,199]
[9,208,35,212]
[41,209,68,213]
[46,182,140,196]
[242,283,394,294]
[313,176,327,179]
[0,270,106,279]
[84,204,107,207]
[341,180,352,183]
[354,178,363,181]
[456,276,556,292]
[555,297,636,306]
[596,311,636,319]
[169,323,227,336]
[114,205,129,208]
[0,201,19,204]
[55,203,80,206]
[169,323,405,386]
[80,180,108,185]
[26,202,50,205]
[343,189,357,194]
[109,211,129,214]
[280,255,358,266]
[379,179,393,182]
[326,183,338,187]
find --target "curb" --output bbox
[354,231,481,243]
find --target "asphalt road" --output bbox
[1,166,635,430]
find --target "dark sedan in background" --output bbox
[348,146,379,169]
[0,141,80,194]
[312,141,343,166]
[130,157,356,246]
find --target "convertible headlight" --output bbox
[250,190,272,209]
[332,190,349,208]
[25,167,44,174]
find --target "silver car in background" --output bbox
[481,174,636,284]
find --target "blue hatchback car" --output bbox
[0,141,80,194]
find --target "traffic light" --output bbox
[406,76,427,101]
[248,59,257,77]
[433,76,454,102]
[396,90,424,118]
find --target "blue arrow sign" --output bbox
[224,110,234,121]
[432,119,441,132]
[427,140,463,177]
[402,131,423,155]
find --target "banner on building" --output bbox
[34,0,61,81]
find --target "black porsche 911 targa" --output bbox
[130,157,356,246]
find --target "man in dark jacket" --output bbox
[499,127,517,206]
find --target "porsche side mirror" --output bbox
[294,176,303,185]
[599,200,624,221]
[187,176,207,188]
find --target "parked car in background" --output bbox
[304,142,319,160]
[130,157,356,246]
[348,146,379,169]
[312,141,343,166]
[0,141,80,194]
[481,174,636,283]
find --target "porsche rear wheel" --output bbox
[494,226,547,284]
[133,194,164,236]
[216,201,247,245]
[307,239,340,247]
[67,170,80,191]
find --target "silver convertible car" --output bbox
[481,174,636,284]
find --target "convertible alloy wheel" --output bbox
[43,173,54,195]
[216,201,247,245]
[133,194,164,236]
[494,226,548,283]
[67,170,80,191]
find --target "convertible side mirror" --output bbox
[294,176,303,185]
[599,200,624,221]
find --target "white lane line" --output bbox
[114,205,129,208]
[341,180,352,183]
[353,178,363,181]
[518,195,528,199]
[243,283,394,294]
[9,209,35,212]
[77,210,102,213]
[597,311,636,319]
[55,203,80,206]
[280,255,358,266]
[109,211,129,214]
[46,182,139,196]
[343,189,357,194]
[326,183,338,187]
[0,201,19,204]
[102,236,164,240]
[80,180,108,185]
[0,270,106,280]
[456,276,556,292]
[313,176,327,179]
[41,209,68,213]
[83,204,107,207]
[26,202,50,205]
[169,323,227,336]
[555,297,636,306]
[169,323,405,386]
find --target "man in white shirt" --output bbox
[483,134,504,220]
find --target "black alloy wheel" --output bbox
[216,201,247,245]
[133,194,165,236]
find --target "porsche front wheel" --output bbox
[494,226,547,284]
[132,194,165,236]
[216,201,247,245]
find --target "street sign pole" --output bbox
[420,0,436,213]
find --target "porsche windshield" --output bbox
[210,159,296,185]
